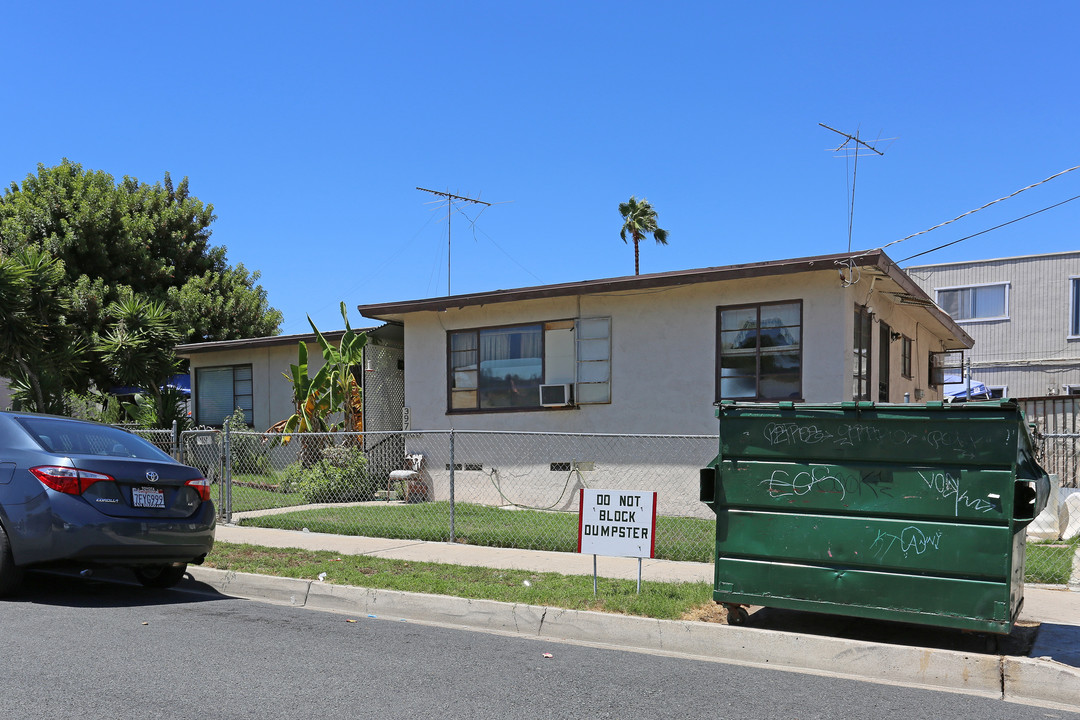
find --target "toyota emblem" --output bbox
[145,471,160,483]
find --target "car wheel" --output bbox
[0,524,24,597]
[133,563,188,589]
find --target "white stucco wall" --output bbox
[399,269,953,436]
[185,344,317,430]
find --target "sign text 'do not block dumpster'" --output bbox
[699,400,1049,634]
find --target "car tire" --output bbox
[0,524,24,597]
[133,563,188,589]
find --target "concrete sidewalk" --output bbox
[201,524,1080,710]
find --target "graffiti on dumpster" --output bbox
[871,526,943,561]
[759,422,1014,460]
[761,466,847,499]
[760,466,894,502]
[917,470,998,515]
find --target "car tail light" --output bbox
[185,478,211,502]
[30,466,114,494]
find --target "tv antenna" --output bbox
[820,123,888,253]
[417,187,492,296]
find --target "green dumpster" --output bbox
[699,400,1050,633]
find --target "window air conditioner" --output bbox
[539,383,572,407]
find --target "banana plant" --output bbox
[280,302,367,436]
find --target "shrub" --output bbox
[282,445,374,503]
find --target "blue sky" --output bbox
[3,1,1078,334]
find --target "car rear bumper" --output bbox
[7,493,216,568]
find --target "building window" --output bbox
[195,365,252,426]
[936,283,1009,322]
[928,351,964,387]
[853,306,872,401]
[901,336,913,379]
[449,324,542,410]
[717,301,802,401]
[1070,277,1080,337]
[575,317,611,404]
[448,318,613,412]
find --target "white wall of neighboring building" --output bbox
[184,344,308,430]
[908,251,1080,398]
[399,269,953,436]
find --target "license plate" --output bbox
[132,486,165,509]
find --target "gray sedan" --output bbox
[0,411,215,595]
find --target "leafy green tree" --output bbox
[0,247,87,412]
[618,196,669,276]
[0,160,283,412]
[95,294,183,428]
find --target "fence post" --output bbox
[223,422,232,523]
[171,420,178,460]
[449,429,456,543]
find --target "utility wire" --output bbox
[899,193,1080,263]
[879,164,1080,253]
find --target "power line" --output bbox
[881,164,1080,253]
[898,193,1080,263]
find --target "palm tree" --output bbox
[619,196,669,276]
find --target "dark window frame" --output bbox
[853,306,872,401]
[447,321,547,414]
[194,364,253,427]
[715,300,803,402]
[900,335,913,379]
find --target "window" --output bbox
[936,283,1009,322]
[717,301,802,401]
[1070,277,1080,337]
[928,351,963,387]
[448,318,613,412]
[575,317,611,404]
[853,306,872,401]
[196,365,253,426]
[988,386,1007,399]
[901,336,913,379]
[450,324,542,410]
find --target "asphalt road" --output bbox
[1,571,1077,720]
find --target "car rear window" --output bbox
[16,417,174,462]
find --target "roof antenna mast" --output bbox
[416,187,492,296]
[819,123,886,254]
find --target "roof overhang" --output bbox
[175,323,403,357]
[354,249,972,349]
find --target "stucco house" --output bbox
[175,324,404,432]
[355,249,973,437]
[906,251,1080,398]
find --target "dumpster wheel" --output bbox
[724,603,749,625]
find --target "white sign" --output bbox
[578,488,657,558]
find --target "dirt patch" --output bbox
[681,602,728,624]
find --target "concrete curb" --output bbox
[186,566,1080,706]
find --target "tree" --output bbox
[618,196,669,276]
[95,294,185,428]
[0,247,87,413]
[0,160,283,412]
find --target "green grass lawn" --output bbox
[238,501,717,563]
[227,492,1076,584]
[1026,536,1078,585]
[203,540,716,621]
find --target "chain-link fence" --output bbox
[173,425,1080,587]
[118,421,180,458]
